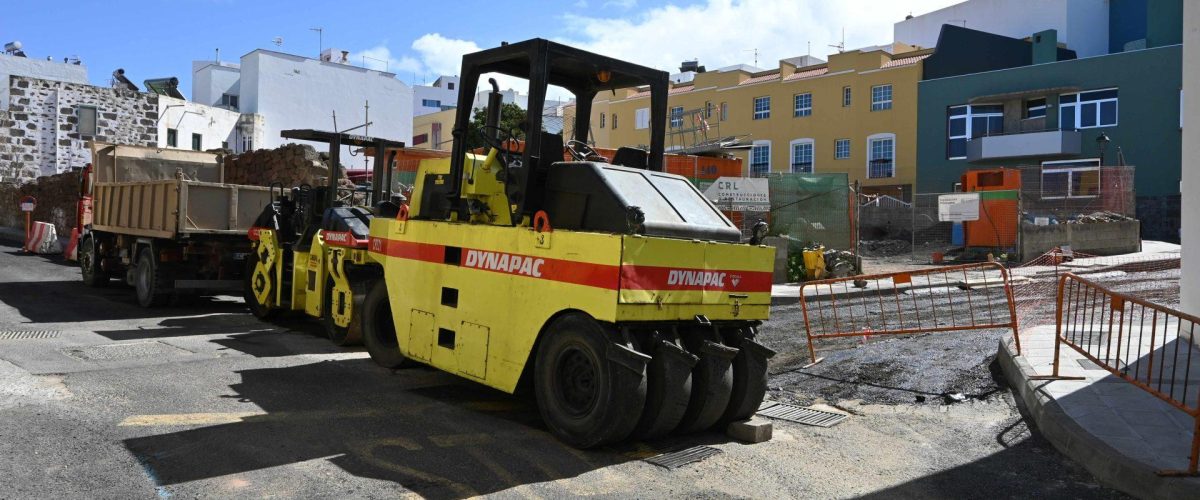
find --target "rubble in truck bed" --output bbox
[223,143,356,189]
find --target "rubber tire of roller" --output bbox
[630,331,697,441]
[361,279,412,369]
[674,327,737,434]
[719,326,775,425]
[534,314,647,449]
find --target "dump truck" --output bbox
[244,130,404,345]
[246,39,776,448]
[79,142,272,307]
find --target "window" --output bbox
[220,93,239,110]
[793,92,812,117]
[191,133,202,151]
[221,141,229,150]
[167,128,178,148]
[76,106,97,137]
[750,141,771,177]
[752,96,770,120]
[789,139,814,173]
[719,102,728,121]
[704,101,712,118]
[421,99,441,108]
[612,113,618,129]
[1059,88,1117,130]
[1025,98,1046,119]
[600,112,606,129]
[835,138,851,159]
[946,104,1003,159]
[669,106,684,128]
[447,82,455,90]
[842,86,852,107]
[240,135,253,153]
[867,134,895,179]
[1041,160,1101,199]
[871,84,893,111]
[635,107,650,129]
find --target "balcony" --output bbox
[967,129,1081,162]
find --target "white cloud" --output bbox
[347,44,421,75]
[556,0,958,74]
[603,0,636,8]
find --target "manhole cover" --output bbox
[0,330,60,340]
[62,341,191,361]
[757,401,848,427]
[644,445,722,469]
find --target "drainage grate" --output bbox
[0,330,60,340]
[757,401,848,427]
[62,341,191,361]
[644,445,722,470]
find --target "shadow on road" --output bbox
[0,280,248,323]
[121,358,677,498]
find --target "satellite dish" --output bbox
[272,37,283,47]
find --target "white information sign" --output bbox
[937,193,980,222]
[703,177,770,212]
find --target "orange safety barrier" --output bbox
[1036,273,1200,476]
[800,262,1020,364]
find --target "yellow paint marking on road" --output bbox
[464,447,527,496]
[118,412,264,426]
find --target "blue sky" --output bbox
[1,0,958,95]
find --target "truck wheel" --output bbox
[243,249,278,320]
[323,278,363,346]
[630,331,697,441]
[79,236,109,287]
[362,279,411,368]
[134,248,169,308]
[535,314,647,448]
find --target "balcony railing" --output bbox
[967,129,1082,162]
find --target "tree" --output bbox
[464,102,527,151]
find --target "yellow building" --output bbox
[570,43,931,199]
[412,107,456,151]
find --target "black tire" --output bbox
[79,235,109,287]
[674,327,737,434]
[534,314,648,449]
[134,248,169,308]
[243,247,278,320]
[323,278,363,346]
[630,330,697,441]
[362,279,410,368]
[719,327,775,425]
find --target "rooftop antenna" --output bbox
[743,48,759,67]
[310,27,324,57]
[362,54,387,71]
[828,28,845,53]
[949,19,967,27]
[272,36,283,47]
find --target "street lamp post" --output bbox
[1096,132,1111,165]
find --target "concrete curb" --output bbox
[997,339,1200,500]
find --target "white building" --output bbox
[0,45,89,110]
[192,47,413,166]
[413,75,459,116]
[894,0,1111,57]
[155,96,243,152]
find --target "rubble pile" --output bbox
[0,171,82,237]
[859,239,912,257]
[223,144,353,189]
[1069,211,1133,224]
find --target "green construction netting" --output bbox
[766,172,852,251]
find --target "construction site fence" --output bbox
[1039,273,1200,475]
[909,190,1021,264]
[800,262,1020,363]
[1017,165,1136,222]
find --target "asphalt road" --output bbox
[0,240,1126,499]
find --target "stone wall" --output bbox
[1,75,157,183]
[0,170,82,238]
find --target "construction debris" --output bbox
[223,143,354,189]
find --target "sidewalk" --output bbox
[999,325,1200,499]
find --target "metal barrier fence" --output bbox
[1035,273,1200,475]
[800,262,1020,363]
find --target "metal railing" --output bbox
[800,262,1020,363]
[1036,273,1200,476]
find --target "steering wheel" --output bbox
[566,140,606,162]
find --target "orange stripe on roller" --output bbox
[619,265,773,293]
